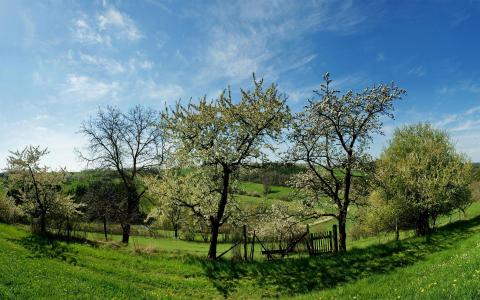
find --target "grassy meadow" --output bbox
[1,201,480,299]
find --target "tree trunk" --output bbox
[39,211,47,235]
[103,216,108,241]
[415,211,430,236]
[338,210,347,252]
[122,223,130,244]
[208,218,220,259]
[395,218,399,241]
[174,226,178,239]
[122,188,139,244]
[207,167,230,260]
[340,158,352,253]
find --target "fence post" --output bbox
[243,225,248,261]
[250,230,255,261]
[306,224,312,256]
[332,224,338,253]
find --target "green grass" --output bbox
[85,231,233,256]
[296,217,480,299]
[235,182,293,208]
[2,205,480,299]
[238,182,292,200]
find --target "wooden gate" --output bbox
[307,225,338,255]
[257,224,339,259]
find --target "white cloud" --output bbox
[285,86,315,104]
[408,65,426,77]
[331,73,367,89]
[285,72,366,105]
[72,16,105,44]
[435,114,458,127]
[139,60,154,70]
[465,106,480,115]
[128,56,155,72]
[435,105,480,131]
[62,74,120,101]
[79,53,125,74]
[72,6,141,45]
[144,0,172,14]
[193,0,376,87]
[136,80,183,102]
[97,7,142,41]
[437,79,480,95]
[450,120,480,132]
[202,28,267,81]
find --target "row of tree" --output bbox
[0,73,473,260]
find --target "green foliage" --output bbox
[167,76,290,169]
[352,190,403,239]
[288,73,405,251]
[0,193,22,223]
[374,123,472,235]
[165,75,290,258]
[144,169,238,226]
[143,170,225,239]
[80,176,128,226]
[5,146,83,233]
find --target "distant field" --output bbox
[234,182,293,208]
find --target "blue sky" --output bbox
[1,0,480,170]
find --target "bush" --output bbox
[246,191,262,198]
[0,195,21,223]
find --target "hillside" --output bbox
[1,204,480,299]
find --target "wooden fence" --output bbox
[257,224,339,259]
[307,224,338,255]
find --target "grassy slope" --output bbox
[2,203,480,299]
[298,217,480,299]
[235,182,292,208]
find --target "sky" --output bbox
[0,0,480,170]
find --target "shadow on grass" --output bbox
[12,234,80,266]
[199,215,480,298]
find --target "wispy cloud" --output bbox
[435,114,458,127]
[437,79,480,95]
[128,56,154,72]
[61,74,120,101]
[435,105,480,134]
[408,65,426,77]
[79,53,125,74]
[97,7,142,41]
[192,0,378,86]
[136,80,184,102]
[72,5,142,46]
[450,120,480,132]
[72,16,105,45]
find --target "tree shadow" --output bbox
[11,234,80,266]
[198,215,480,298]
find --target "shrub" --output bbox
[246,191,261,198]
[0,195,21,223]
